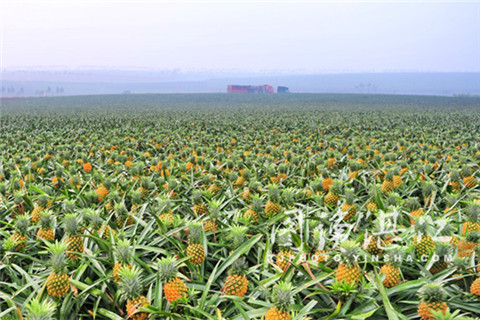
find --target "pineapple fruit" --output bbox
[10,215,29,251]
[45,241,70,297]
[336,241,363,286]
[265,185,282,217]
[63,214,83,259]
[158,256,188,303]
[118,266,150,320]
[113,239,133,282]
[417,283,448,320]
[37,211,55,241]
[186,222,205,264]
[265,281,293,320]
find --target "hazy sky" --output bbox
[2,1,479,72]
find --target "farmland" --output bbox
[1,93,480,319]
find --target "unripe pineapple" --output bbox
[224,257,248,297]
[186,222,205,264]
[429,242,452,274]
[341,188,357,220]
[324,180,341,207]
[381,171,394,193]
[470,277,480,295]
[336,241,363,285]
[31,195,49,224]
[24,298,56,320]
[192,190,207,216]
[63,214,83,259]
[265,281,293,320]
[379,248,403,288]
[417,284,448,320]
[118,266,150,320]
[113,239,133,282]
[10,215,29,251]
[265,185,281,217]
[37,211,55,241]
[275,229,294,271]
[158,256,188,303]
[45,241,69,297]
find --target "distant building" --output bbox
[227,84,274,93]
[277,86,289,93]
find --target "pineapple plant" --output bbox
[158,256,188,303]
[311,229,329,263]
[113,239,133,282]
[192,190,208,216]
[11,191,25,219]
[379,247,403,288]
[10,215,29,251]
[224,257,248,297]
[462,167,476,189]
[470,277,480,295]
[276,229,294,271]
[413,217,435,258]
[406,197,424,224]
[243,194,262,222]
[265,185,282,217]
[45,241,70,297]
[115,203,134,227]
[429,242,452,274]
[95,179,111,201]
[449,170,461,192]
[381,171,394,193]
[417,283,448,320]
[63,214,83,259]
[461,202,480,235]
[36,211,55,241]
[336,240,363,286]
[341,188,357,221]
[157,196,175,228]
[393,167,403,188]
[324,180,341,207]
[265,281,293,320]
[321,170,334,192]
[118,266,150,320]
[365,184,380,212]
[31,194,49,224]
[24,298,56,320]
[457,231,480,258]
[186,222,205,264]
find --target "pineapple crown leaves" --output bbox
[14,191,24,204]
[368,184,381,199]
[115,239,133,265]
[405,197,421,211]
[450,170,461,182]
[383,247,404,268]
[444,193,459,208]
[39,211,54,230]
[276,229,292,248]
[192,190,204,204]
[156,196,172,213]
[228,225,249,250]
[46,241,68,274]
[87,210,104,229]
[228,256,248,275]
[207,199,223,216]
[270,281,294,312]
[385,192,400,207]
[421,182,436,197]
[329,180,343,195]
[281,188,295,205]
[14,215,30,235]
[25,298,57,320]
[465,231,480,244]
[414,215,434,235]
[118,265,144,300]
[417,283,447,303]
[157,256,179,282]
[64,200,76,213]
[434,241,452,258]
[114,203,129,219]
[37,194,50,208]
[338,240,364,266]
[187,222,204,244]
[250,194,264,212]
[267,185,281,202]
[344,188,355,205]
[384,171,394,182]
[63,214,80,236]
[311,229,327,250]
[462,166,472,178]
[465,202,480,222]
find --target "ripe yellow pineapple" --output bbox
[275,229,294,271]
[381,171,394,193]
[417,284,448,320]
[449,170,461,192]
[457,231,480,258]
[113,239,133,282]
[341,188,357,221]
[11,192,25,219]
[406,197,424,224]
[462,167,477,189]
[379,248,403,288]
[429,242,452,275]
[31,194,49,223]
[243,194,262,222]
[118,266,150,320]
[462,202,480,235]
[45,241,70,297]
[192,190,208,216]
[336,241,363,285]
[115,203,134,228]
[37,211,55,241]
[158,256,188,303]
[186,222,205,264]
[470,277,480,295]
[63,214,83,259]
[224,257,248,297]
[413,217,435,257]
[324,180,341,207]
[265,281,293,320]
[265,185,281,217]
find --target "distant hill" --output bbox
[1,71,479,97]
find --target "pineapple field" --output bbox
[2,93,480,320]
